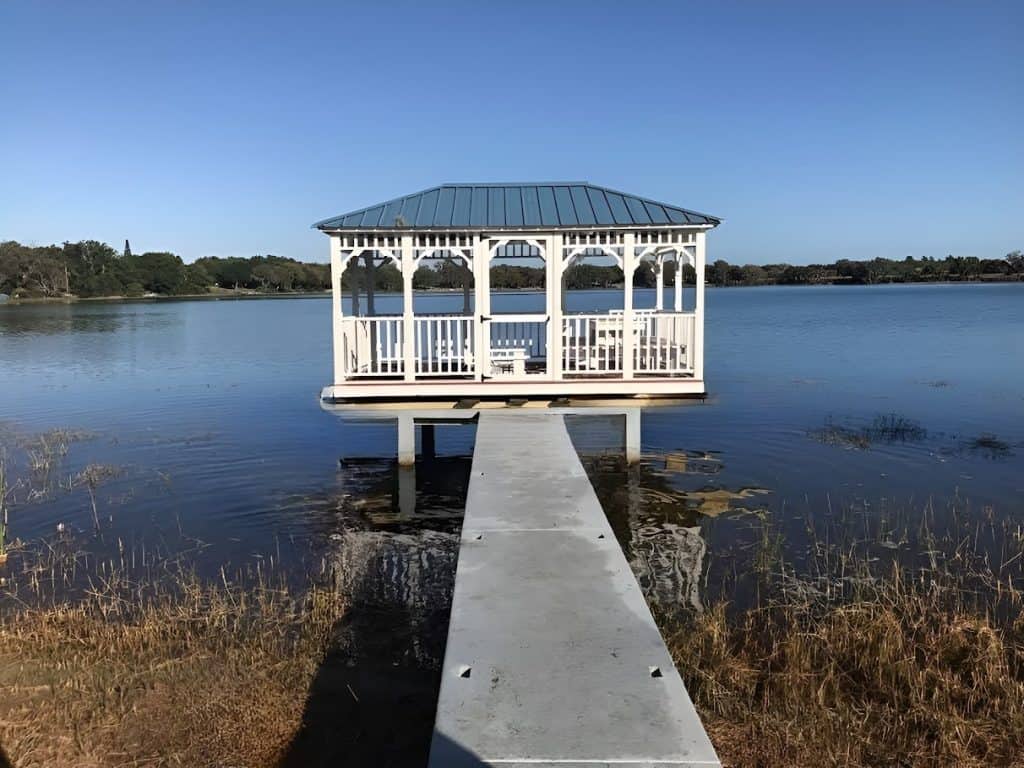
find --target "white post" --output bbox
[694,231,706,383]
[402,234,415,381]
[625,407,641,464]
[548,233,563,381]
[329,235,344,386]
[397,412,415,466]
[473,235,490,381]
[655,255,664,311]
[673,251,683,312]
[622,232,636,379]
[462,263,472,315]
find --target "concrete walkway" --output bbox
[428,411,720,768]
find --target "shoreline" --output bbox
[2,277,1021,306]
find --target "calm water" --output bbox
[1,284,1022,602]
[2,284,1022,762]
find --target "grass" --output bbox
[0,454,9,566]
[0,564,346,768]
[666,509,1024,768]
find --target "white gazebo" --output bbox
[316,183,719,402]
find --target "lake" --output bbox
[1,285,1022,603]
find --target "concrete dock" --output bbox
[428,411,720,768]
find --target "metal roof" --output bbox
[313,183,720,231]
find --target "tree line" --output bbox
[1,239,1020,300]
[706,253,1024,286]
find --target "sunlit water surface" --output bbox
[2,284,1021,762]
[1,285,1022,596]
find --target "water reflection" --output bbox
[282,421,474,766]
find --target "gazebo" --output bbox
[315,183,719,402]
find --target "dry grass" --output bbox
[668,539,1024,767]
[0,568,346,768]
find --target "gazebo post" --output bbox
[655,255,665,311]
[548,233,563,381]
[363,254,376,316]
[473,234,490,381]
[329,235,345,385]
[351,260,361,317]
[694,231,706,381]
[402,234,415,381]
[461,262,472,315]
[674,252,683,312]
[622,232,636,379]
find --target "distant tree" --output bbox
[124,240,132,259]
[129,252,195,295]
[709,259,731,286]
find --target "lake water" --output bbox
[2,284,1022,762]
[1,284,1022,601]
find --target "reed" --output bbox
[667,506,1024,768]
[0,560,346,768]
[0,454,8,566]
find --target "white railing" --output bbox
[488,314,547,377]
[339,311,694,381]
[341,316,405,377]
[562,313,624,374]
[635,312,694,374]
[563,311,694,377]
[414,316,475,376]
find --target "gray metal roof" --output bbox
[313,183,720,231]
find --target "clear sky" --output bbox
[1,1,1020,265]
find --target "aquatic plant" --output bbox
[666,503,1024,767]
[0,455,8,565]
[966,433,1015,460]
[809,413,927,450]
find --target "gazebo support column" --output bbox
[473,235,490,381]
[694,231,706,381]
[351,261,361,317]
[363,254,376,316]
[397,413,415,466]
[548,233,563,380]
[329,235,344,385]
[622,232,636,379]
[655,256,665,311]
[625,407,641,464]
[674,253,683,312]
[402,235,415,381]
[461,262,471,315]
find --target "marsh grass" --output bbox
[809,413,927,450]
[0,558,346,768]
[0,455,9,566]
[667,504,1024,768]
[966,433,1015,459]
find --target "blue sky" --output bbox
[1,1,1020,265]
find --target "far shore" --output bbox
[1,277,1021,307]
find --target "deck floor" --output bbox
[428,411,720,767]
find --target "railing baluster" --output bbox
[426,319,434,374]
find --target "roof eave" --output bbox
[315,221,720,234]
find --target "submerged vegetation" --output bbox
[809,413,928,450]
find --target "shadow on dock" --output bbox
[278,455,469,768]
